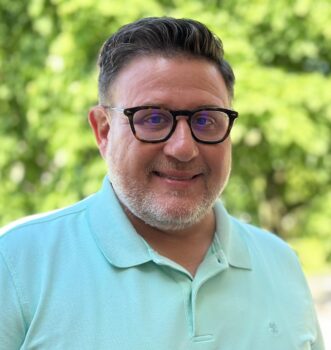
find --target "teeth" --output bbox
[154,172,194,180]
[167,176,192,180]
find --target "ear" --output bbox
[88,106,110,158]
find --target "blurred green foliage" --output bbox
[0,0,330,272]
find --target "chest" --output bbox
[20,262,317,350]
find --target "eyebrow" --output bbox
[136,103,226,109]
[194,104,226,109]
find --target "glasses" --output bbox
[103,105,239,144]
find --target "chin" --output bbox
[132,198,215,231]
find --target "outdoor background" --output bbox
[1,0,331,275]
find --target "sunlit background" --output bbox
[2,0,330,271]
[1,0,331,344]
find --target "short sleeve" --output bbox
[311,314,325,350]
[291,252,326,350]
[0,248,26,349]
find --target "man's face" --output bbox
[91,55,232,231]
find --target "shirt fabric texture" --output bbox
[0,177,324,349]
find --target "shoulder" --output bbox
[0,194,95,249]
[231,216,291,250]
[228,216,314,306]
[229,216,301,268]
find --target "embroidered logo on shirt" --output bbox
[268,321,280,336]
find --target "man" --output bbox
[0,17,324,349]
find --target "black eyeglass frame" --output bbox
[102,105,239,144]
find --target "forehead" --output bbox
[110,55,230,108]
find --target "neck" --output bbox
[125,209,216,276]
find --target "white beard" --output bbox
[106,155,230,231]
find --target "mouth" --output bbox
[152,171,202,181]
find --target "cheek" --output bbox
[224,144,232,167]
[107,125,130,160]
[105,136,126,174]
[209,142,231,167]
[106,130,148,174]
[222,145,232,173]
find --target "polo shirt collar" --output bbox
[212,200,252,270]
[87,176,152,268]
[88,176,252,270]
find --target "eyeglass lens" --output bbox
[132,108,230,142]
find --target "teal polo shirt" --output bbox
[0,177,324,349]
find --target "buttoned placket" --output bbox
[148,244,229,345]
[88,177,253,349]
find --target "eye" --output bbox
[145,114,165,124]
[195,116,213,126]
[192,112,216,128]
[134,109,172,129]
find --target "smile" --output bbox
[153,171,201,181]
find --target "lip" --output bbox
[151,170,203,189]
[153,170,201,181]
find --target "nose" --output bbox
[163,117,199,162]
